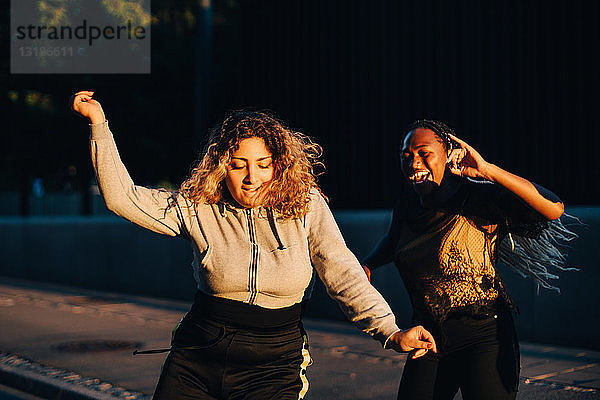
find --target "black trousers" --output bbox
[153,292,311,400]
[398,312,520,400]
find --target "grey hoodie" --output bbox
[90,121,400,346]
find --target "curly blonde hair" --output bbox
[179,110,325,220]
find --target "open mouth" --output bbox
[407,170,432,185]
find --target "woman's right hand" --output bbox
[71,91,105,124]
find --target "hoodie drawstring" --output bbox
[266,208,286,250]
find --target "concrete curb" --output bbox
[0,352,149,400]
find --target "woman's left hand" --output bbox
[446,134,491,180]
[386,325,437,359]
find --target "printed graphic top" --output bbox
[363,179,546,327]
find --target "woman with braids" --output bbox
[362,120,574,399]
[71,91,436,400]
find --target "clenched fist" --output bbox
[71,91,105,124]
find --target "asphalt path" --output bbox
[1,278,599,400]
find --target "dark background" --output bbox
[2,0,599,213]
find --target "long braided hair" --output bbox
[404,118,579,293]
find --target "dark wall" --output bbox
[2,1,599,212]
[221,0,600,207]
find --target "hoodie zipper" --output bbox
[245,208,259,304]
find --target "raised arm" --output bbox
[71,91,189,237]
[447,133,564,221]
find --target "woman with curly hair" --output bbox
[71,91,436,400]
[362,120,574,400]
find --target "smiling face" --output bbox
[225,137,275,208]
[400,128,449,196]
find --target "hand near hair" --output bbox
[386,325,437,359]
[447,133,564,220]
[446,134,491,180]
[71,91,106,124]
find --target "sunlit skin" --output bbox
[225,137,274,208]
[71,90,105,124]
[399,128,564,220]
[401,128,450,197]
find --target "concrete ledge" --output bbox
[0,207,598,349]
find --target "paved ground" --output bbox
[0,278,599,400]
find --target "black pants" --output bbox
[398,312,519,400]
[153,292,311,400]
